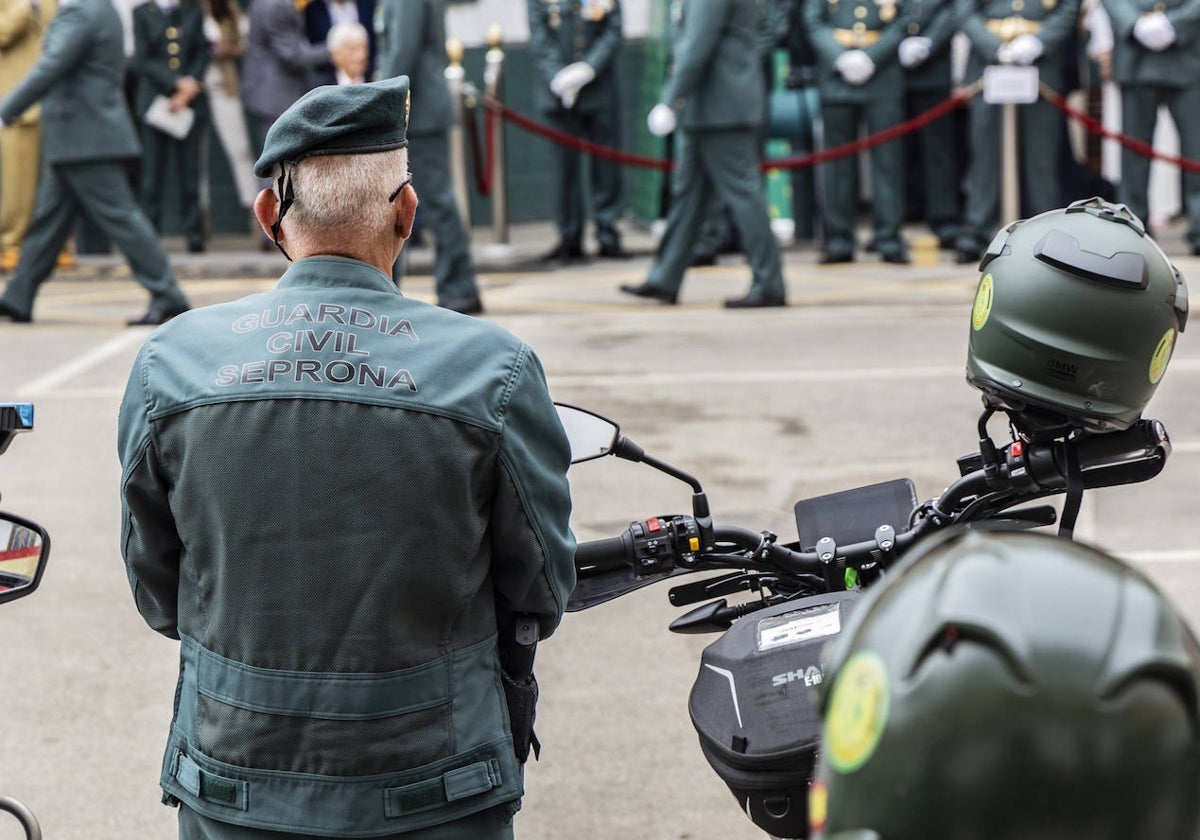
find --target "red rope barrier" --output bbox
[1039,84,1200,174]
[482,87,974,175]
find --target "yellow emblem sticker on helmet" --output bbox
[1149,328,1176,384]
[825,650,890,774]
[809,780,828,833]
[972,273,993,331]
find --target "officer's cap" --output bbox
[253,76,411,178]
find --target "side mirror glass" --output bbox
[555,403,620,464]
[0,513,49,605]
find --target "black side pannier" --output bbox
[688,590,861,839]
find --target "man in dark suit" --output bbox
[0,0,190,325]
[620,0,786,308]
[528,0,629,262]
[304,0,377,85]
[242,0,329,190]
[376,0,483,314]
[130,0,210,253]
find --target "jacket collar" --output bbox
[275,256,401,295]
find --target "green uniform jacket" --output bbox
[0,0,141,162]
[660,0,765,129]
[528,0,623,114]
[118,258,576,836]
[1101,0,1200,86]
[903,0,958,89]
[958,0,1079,89]
[804,0,908,103]
[375,0,453,134]
[130,0,210,120]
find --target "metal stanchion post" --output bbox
[483,24,508,245]
[445,38,471,229]
[1001,102,1019,225]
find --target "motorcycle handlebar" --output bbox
[573,534,632,575]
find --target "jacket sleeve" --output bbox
[376,0,423,82]
[261,0,328,71]
[0,3,89,123]
[804,0,846,66]
[526,0,565,83]
[922,0,962,54]
[118,344,184,639]
[661,0,730,107]
[584,1,623,73]
[956,0,1002,60]
[1035,0,1081,53]
[491,345,576,639]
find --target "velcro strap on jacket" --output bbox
[171,750,248,811]
[384,759,503,818]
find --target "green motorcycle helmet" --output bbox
[966,198,1188,436]
[810,529,1200,840]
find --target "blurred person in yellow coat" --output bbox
[0,0,58,272]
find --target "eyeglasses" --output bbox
[389,173,414,203]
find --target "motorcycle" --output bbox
[556,402,1172,839]
[0,403,52,840]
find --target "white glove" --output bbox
[647,103,677,136]
[1133,12,1176,51]
[999,33,1045,65]
[835,49,876,85]
[549,61,597,109]
[898,36,932,68]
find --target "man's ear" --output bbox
[253,189,280,240]
[395,181,418,241]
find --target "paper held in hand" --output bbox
[143,95,195,140]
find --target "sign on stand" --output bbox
[983,65,1040,223]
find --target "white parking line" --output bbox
[18,330,147,397]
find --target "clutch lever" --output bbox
[668,571,776,607]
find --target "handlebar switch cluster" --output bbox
[629,516,701,575]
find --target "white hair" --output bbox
[273,147,408,251]
[327,21,368,54]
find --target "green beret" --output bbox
[253,76,411,177]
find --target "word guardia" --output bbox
[216,304,420,392]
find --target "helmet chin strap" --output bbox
[1058,441,1083,539]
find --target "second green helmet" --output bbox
[966,198,1188,435]
[809,529,1200,840]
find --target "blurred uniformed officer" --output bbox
[805,0,911,263]
[1100,0,1200,254]
[0,0,190,325]
[955,0,1079,262]
[898,0,962,248]
[620,0,786,308]
[529,0,629,262]
[130,0,210,253]
[375,0,483,314]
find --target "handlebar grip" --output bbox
[574,534,632,575]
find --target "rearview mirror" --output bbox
[555,403,620,464]
[0,512,49,605]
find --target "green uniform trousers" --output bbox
[1119,84,1200,250]
[0,158,187,319]
[647,127,783,298]
[547,105,624,251]
[177,803,516,839]
[140,120,207,247]
[959,97,1062,250]
[819,97,906,258]
[392,127,480,306]
[906,87,962,245]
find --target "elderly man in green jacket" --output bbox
[118,76,576,839]
[621,0,787,308]
[0,0,190,325]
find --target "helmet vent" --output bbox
[1034,229,1148,290]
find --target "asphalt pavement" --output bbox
[1,216,1198,840]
